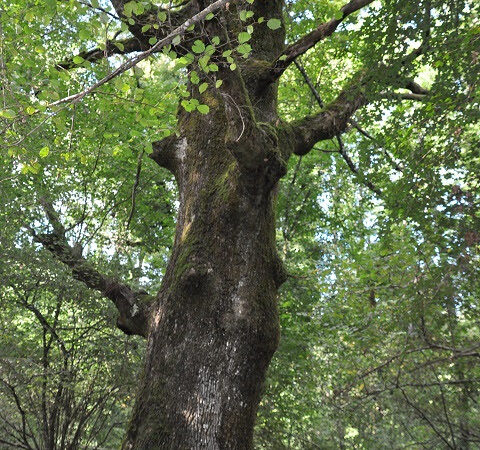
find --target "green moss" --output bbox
[173,233,198,281]
[212,160,238,201]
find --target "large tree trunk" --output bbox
[123,36,288,445]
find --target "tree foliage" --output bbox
[1,0,479,447]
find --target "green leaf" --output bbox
[39,146,50,157]
[198,55,211,70]
[204,45,215,56]
[212,36,220,45]
[267,18,281,30]
[237,43,252,55]
[215,79,223,88]
[238,32,251,44]
[206,12,214,20]
[172,35,181,46]
[177,53,194,67]
[123,1,134,16]
[72,55,84,64]
[199,83,208,94]
[157,11,167,21]
[190,71,200,84]
[141,24,151,33]
[134,2,144,15]
[149,37,157,45]
[192,40,206,54]
[197,104,210,114]
[0,109,17,119]
[239,10,248,21]
[115,42,125,51]
[79,28,90,39]
[45,0,56,14]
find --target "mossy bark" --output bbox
[124,106,287,449]
[122,2,289,447]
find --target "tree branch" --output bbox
[31,199,154,337]
[109,0,198,52]
[281,46,429,157]
[284,75,368,156]
[10,286,68,358]
[48,0,233,106]
[149,135,183,178]
[337,136,382,195]
[268,0,375,82]
[293,59,382,195]
[56,37,145,70]
[56,1,198,69]
[380,92,428,101]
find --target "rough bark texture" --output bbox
[124,116,286,447]
[123,2,289,447]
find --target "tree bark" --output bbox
[123,29,288,445]
[124,118,287,449]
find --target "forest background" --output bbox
[0,0,479,448]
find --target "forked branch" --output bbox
[283,44,429,157]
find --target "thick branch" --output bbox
[109,0,198,49]
[406,80,430,95]
[285,77,367,156]
[283,48,429,157]
[294,60,381,195]
[268,0,375,82]
[149,135,183,177]
[380,92,427,101]
[32,200,153,337]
